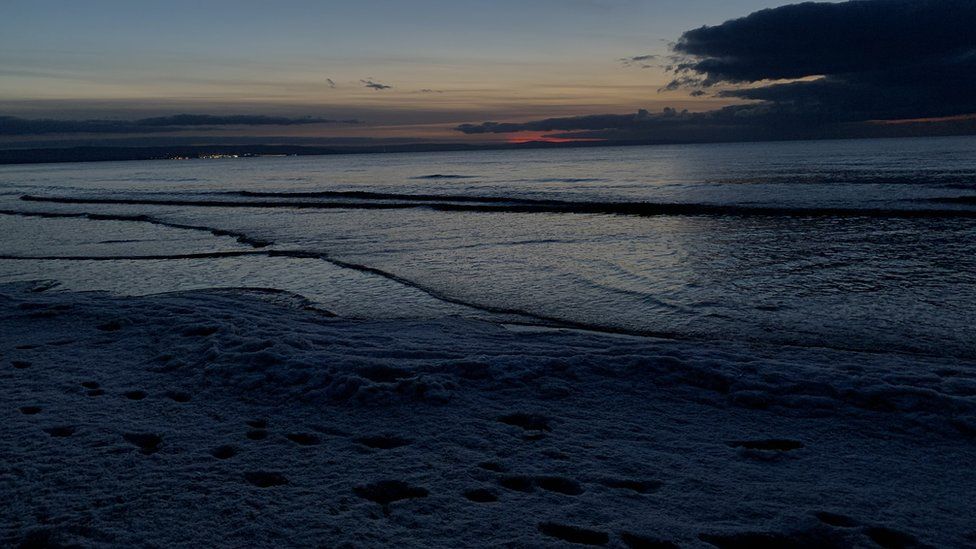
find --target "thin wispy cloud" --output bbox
[361,78,393,91]
[618,54,658,69]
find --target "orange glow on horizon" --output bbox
[869,113,976,125]
[505,131,605,144]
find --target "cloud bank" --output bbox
[457,110,663,134]
[0,114,361,136]
[459,0,976,142]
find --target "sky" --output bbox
[2,0,974,147]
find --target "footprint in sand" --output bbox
[312,424,351,437]
[477,461,507,473]
[19,406,42,415]
[123,433,162,455]
[211,445,237,459]
[497,475,583,495]
[538,522,609,546]
[124,390,147,401]
[354,435,411,449]
[727,439,804,451]
[244,419,270,440]
[81,381,104,397]
[620,532,679,549]
[12,360,32,369]
[182,325,219,337]
[29,281,57,293]
[463,488,498,503]
[535,476,584,495]
[354,480,428,506]
[698,528,839,548]
[357,365,413,383]
[499,413,551,432]
[165,391,191,403]
[43,426,75,437]
[815,511,859,528]
[286,433,321,446]
[244,471,289,488]
[96,320,122,332]
[865,526,925,549]
[600,479,663,494]
[498,475,534,493]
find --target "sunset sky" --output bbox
[2,0,974,146]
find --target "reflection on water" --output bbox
[2,136,975,357]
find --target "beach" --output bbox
[4,281,975,547]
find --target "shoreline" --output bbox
[3,282,975,547]
[3,134,976,167]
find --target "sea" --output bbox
[2,136,975,359]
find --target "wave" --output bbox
[529,177,605,183]
[0,246,623,335]
[930,195,976,205]
[0,208,272,248]
[21,194,976,219]
[228,190,536,204]
[712,173,976,187]
[410,174,476,179]
[0,251,273,261]
[6,205,974,359]
[0,206,676,337]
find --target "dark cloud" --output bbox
[456,100,976,144]
[0,114,361,136]
[675,0,976,83]
[461,0,976,145]
[455,107,778,143]
[361,79,393,91]
[669,0,976,122]
[135,114,359,127]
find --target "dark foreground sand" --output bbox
[2,281,975,547]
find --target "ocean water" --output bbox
[2,136,975,358]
